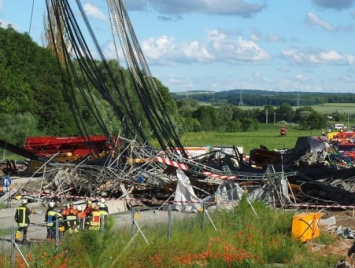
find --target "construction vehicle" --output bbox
[24,136,117,162]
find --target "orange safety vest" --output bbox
[77,212,86,219]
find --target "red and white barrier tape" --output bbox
[155,157,188,170]
[287,203,355,209]
[202,172,237,180]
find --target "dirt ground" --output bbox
[310,210,355,267]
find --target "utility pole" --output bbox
[274,112,276,124]
[239,90,244,106]
[265,109,268,124]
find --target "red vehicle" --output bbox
[331,132,355,144]
[24,136,116,162]
[280,126,287,136]
[338,143,355,160]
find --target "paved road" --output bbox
[0,201,197,249]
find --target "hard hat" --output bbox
[22,199,28,205]
[100,198,106,203]
[97,202,102,207]
[86,200,92,205]
[77,205,82,211]
[49,201,55,208]
[99,203,105,208]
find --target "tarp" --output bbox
[248,175,292,206]
[174,169,202,212]
[285,136,329,164]
[215,180,244,205]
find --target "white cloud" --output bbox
[83,2,107,20]
[305,12,335,31]
[250,33,261,42]
[207,29,269,62]
[140,29,269,65]
[141,35,214,65]
[282,48,354,65]
[295,74,308,82]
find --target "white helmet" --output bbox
[22,199,28,205]
[100,198,105,203]
[49,201,55,208]
[99,202,106,208]
[77,205,82,211]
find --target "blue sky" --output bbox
[1,0,355,93]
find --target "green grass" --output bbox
[0,199,340,267]
[181,124,322,154]
[223,103,355,115]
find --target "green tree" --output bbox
[276,103,295,122]
[225,121,241,132]
[218,104,233,124]
[240,117,252,132]
[0,112,38,146]
[176,98,199,117]
[193,105,220,131]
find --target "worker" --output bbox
[99,202,109,230]
[76,205,86,231]
[84,200,93,230]
[99,198,109,214]
[14,199,32,244]
[66,202,79,234]
[45,201,63,241]
[84,200,93,217]
[88,205,101,231]
[60,203,70,235]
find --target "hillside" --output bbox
[172,89,355,107]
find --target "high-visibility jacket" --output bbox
[100,209,108,216]
[69,208,78,215]
[89,211,101,230]
[100,204,109,214]
[77,212,86,219]
[15,205,31,227]
[66,213,78,228]
[45,209,62,227]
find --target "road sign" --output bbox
[2,175,12,186]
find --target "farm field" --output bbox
[238,103,355,115]
[180,124,322,155]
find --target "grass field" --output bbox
[238,103,355,115]
[0,124,324,160]
[180,124,322,154]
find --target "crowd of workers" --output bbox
[14,198,110,243]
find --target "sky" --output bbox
[1,0,355,93]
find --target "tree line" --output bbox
[172,89,355,106]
